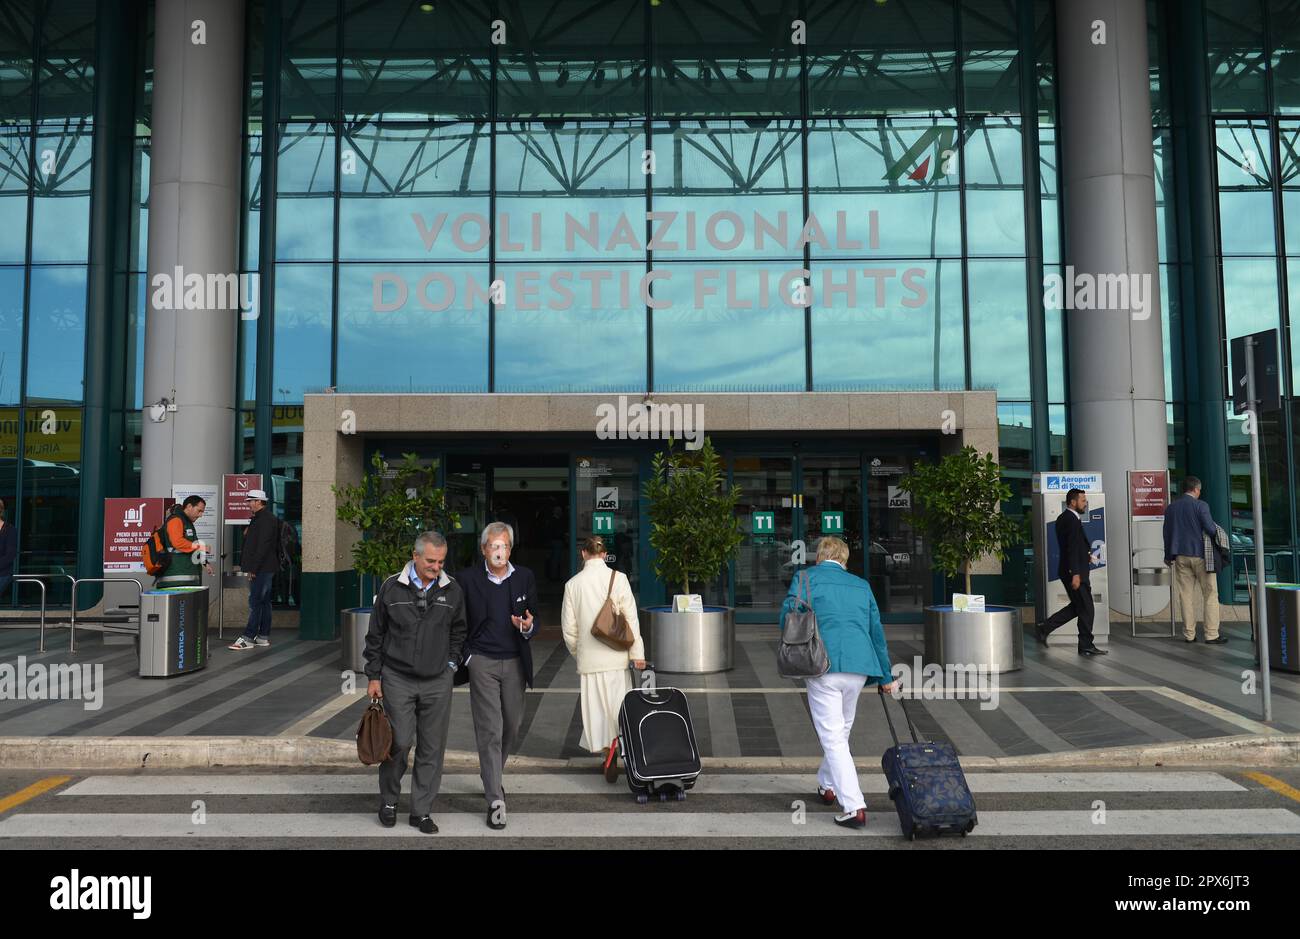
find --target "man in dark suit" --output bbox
[1037,488,1108,656]
[456,521,539,831]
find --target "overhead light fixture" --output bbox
[556,66,570,88]
[736,59,752,82]
[419,2,434,12]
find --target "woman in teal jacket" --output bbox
[780,536,897,829]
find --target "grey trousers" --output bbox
[378,667,454,817]
[468,655,525,805]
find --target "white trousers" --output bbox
[805,671,868,813]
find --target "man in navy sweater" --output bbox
[456,521,538,830]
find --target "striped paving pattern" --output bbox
[1,770,1297,841]
[1,621,1296,759]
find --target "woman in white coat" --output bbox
[560,536,645,781]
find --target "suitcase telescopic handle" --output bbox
[878,684,919,746]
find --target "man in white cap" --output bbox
[230,489,279,650]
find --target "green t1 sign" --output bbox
[821,511,844,534]
[592,512,614,534]
[752,511,775,535]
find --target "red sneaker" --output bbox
[816,786,837,806]
[834,808,867,829]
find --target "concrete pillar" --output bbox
[1056,0,1168,616]
[141,1,243,504]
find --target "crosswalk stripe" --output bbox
[1,809,1297,839]
[58,771,1248,797]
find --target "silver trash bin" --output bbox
[341,607,372,673]
[138,586,210,677]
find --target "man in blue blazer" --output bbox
[456,521,539,830]
[1162,475,1224,643]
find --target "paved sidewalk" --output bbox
[0,621,1296,761]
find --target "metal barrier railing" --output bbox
[13,576,48,652]
[70,578,143,653]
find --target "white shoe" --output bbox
[229,636,255,651]
[254,636,271,647]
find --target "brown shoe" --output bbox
[817,786,837,806]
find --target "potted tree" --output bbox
[641,437,745,673]
[333,451,460,671]
[898,446,1027,674]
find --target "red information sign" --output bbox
[1128,470,1169,519]
[103,497,172,572]
[223,474,263,525]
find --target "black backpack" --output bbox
[276,518,299,571]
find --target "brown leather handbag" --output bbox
[356,698,393,765]
[591,568,636,651]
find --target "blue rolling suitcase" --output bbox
[878,688,977,840]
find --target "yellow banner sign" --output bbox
[0,409,82,463]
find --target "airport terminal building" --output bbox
[1,0,1297,634]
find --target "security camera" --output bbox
[147,398,169,423]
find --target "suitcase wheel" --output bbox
[636,793,649,805]
[676,790,686,802]
[659,790,669,802]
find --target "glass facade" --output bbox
[4,0,1299,614]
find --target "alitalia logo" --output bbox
[884,127,957,184]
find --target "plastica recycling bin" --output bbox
[138,586,209,678]
[1264,584,1300,675]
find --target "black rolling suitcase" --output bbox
[617,675,701,803]
[878,687,977,840]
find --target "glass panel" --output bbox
[20,405,82,599]
[495,262,645,392]
[651,261,803,392]
[1275,0,1300,113]
[133,138,149,272]
[343,0,490,121]
[653,0,802,117]
[244,132,260,271]
[811,257,965,390]
[497,122,644,263]
[732,455,795,617]
[273,263,332,401]
[964,118,1025,256]
[280,0,338,121]
[1154,129,1177,263]
[269,417,303,608]
[968,258,1030,397]
[801,456,864,579]
[807,0,957,116]
[1279,120,1300,254]
[339,121,490,262]
[1226,406,1292,579]
[276,123,336,261]
[1147,0,1169,124]
[1216,120,1275,257]
[39,0,95,121]
[1160,264,1176,402]
[865,447,929,613]
[26,265,86,403]
[337,262,488,392]
[1044,264,1064,401]
[1221,256,1283,394]
[807,118,962,259]
[496,0,642,119]
[0,266,22,404]
[962,0,1020,116]
[239,271,256,408]
[30,119,93,263]
[573,453,639,597]
[1040,125,1059,266]
[998,402,1034,605]
[1048,403,1068,470]
[130,274,145,410]
[1290,257,1300,391]
[1207,0,1267,113]
[445,456,487,572]
[0,1,35,121]
[0,124,28,263]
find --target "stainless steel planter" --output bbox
[341,607,371,673]
[642,606,735,674]
[922,605,1023,674]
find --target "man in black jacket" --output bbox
[229,489,280,651]
[1037,488,1108,656]
[364,531,467,834]
[457,521,539,830]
